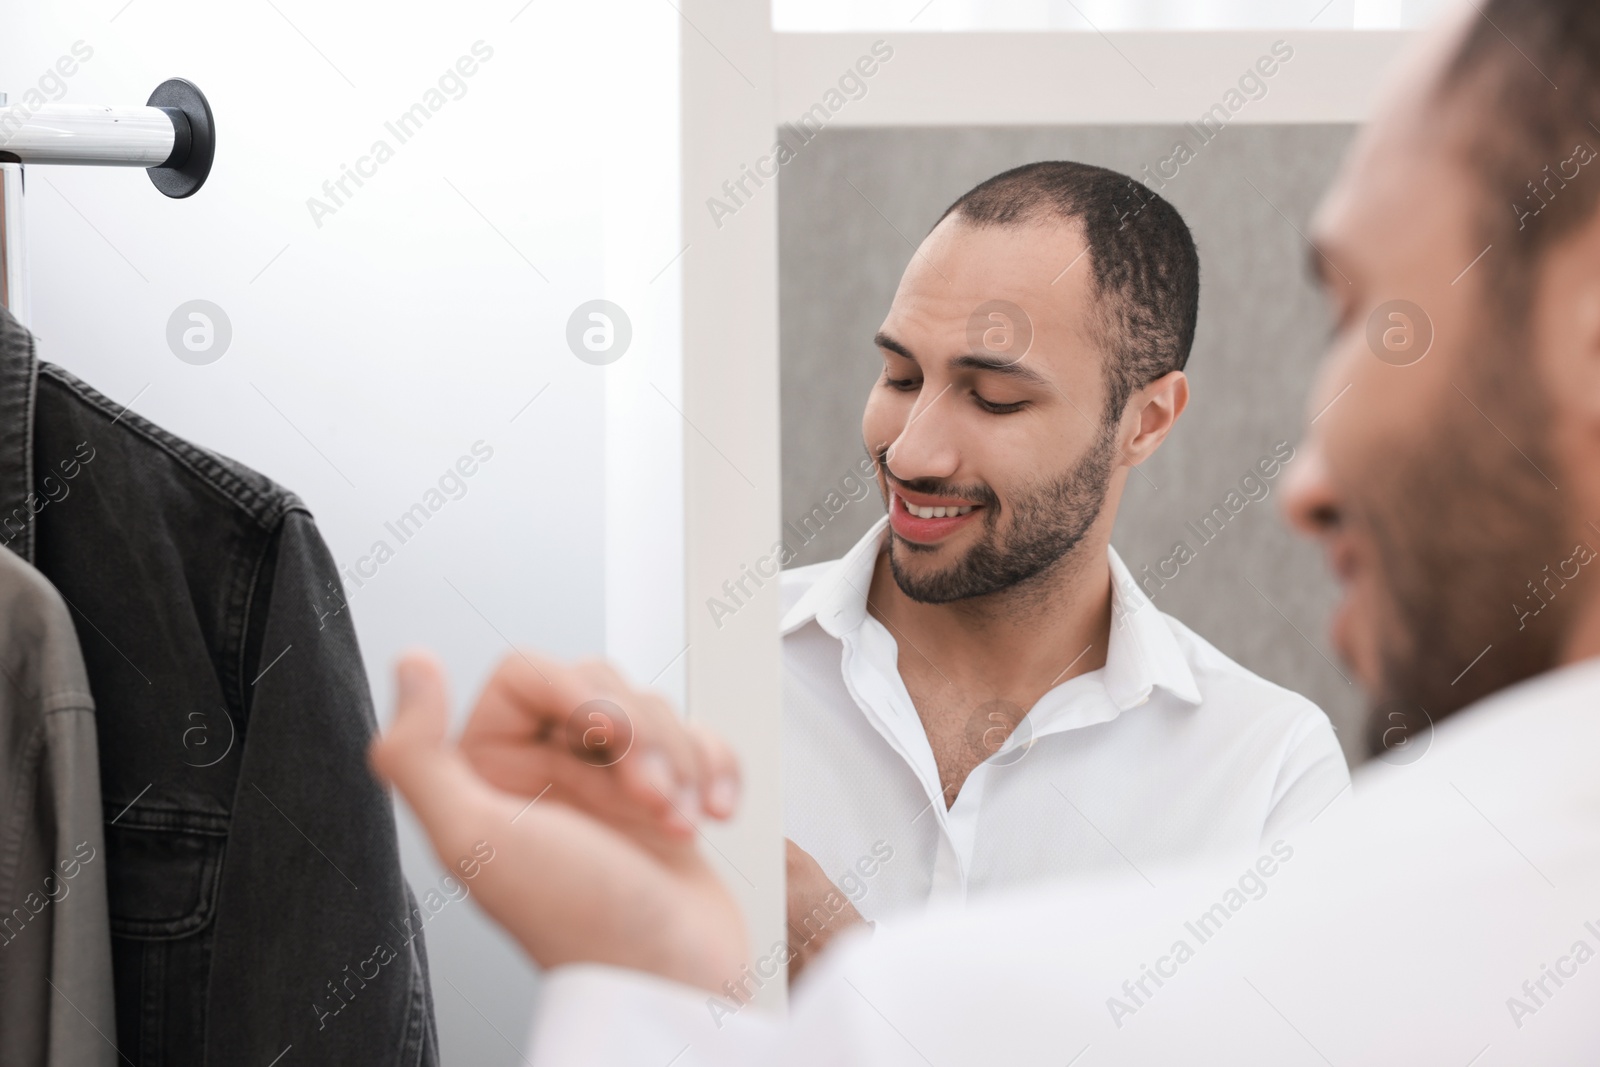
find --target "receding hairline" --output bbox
[919,208,1097,286]
[932,201,1093,240]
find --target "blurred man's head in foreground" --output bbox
[1287,0,1600,754]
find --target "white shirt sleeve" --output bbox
[1258,708,1350,842]
[527,923,920,1067]
[528,963,794,1066]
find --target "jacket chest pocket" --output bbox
[105,808,228,1067]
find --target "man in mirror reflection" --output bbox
[778,159,1347,977]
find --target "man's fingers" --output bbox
[570,659,703,804]
[613,690,706,827]
[370,651,452,787]
[459,651,595,754]
[451,648,744,841]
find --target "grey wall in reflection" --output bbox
[777,124,1365,765]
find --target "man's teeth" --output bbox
[901,498,974,519]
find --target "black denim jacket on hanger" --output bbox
[0,307,439,1066]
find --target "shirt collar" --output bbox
[1102,543,1203,709]
[780,515,1203,711]
[780,516,887,640]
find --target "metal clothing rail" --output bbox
[0,77,214,327]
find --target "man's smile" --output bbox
[889,486,984,544]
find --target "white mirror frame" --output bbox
[679,23,1418,1009]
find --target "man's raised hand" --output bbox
[369,650,747,992]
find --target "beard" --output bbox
[877,425,1120,606]
[1359,311,1573,757]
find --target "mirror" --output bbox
[775,119,1366,975]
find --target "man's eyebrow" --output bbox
[876,331,1051,385]
[949,353,1051,386]
[874,331,914,361]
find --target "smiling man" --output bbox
[779,162,1348,976]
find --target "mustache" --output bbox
[874,447,999,510]
[887,476,999,508]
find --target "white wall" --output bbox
[0,1,682,1062]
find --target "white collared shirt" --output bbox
[781,517,1349,920]
[530,657,1600,1066]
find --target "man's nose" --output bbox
[885,384,961,482]
[1281,439,1340,537]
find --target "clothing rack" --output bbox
[0,77,214,328]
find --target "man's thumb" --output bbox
[370,651,454,792]
[371,652,517,879]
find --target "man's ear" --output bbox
[1121,370,1189,465]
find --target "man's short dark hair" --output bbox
[937,161,1200,422]
[1439,1,1600,308]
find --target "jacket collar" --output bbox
[780,516,1203,711]
[0,306,38,563]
